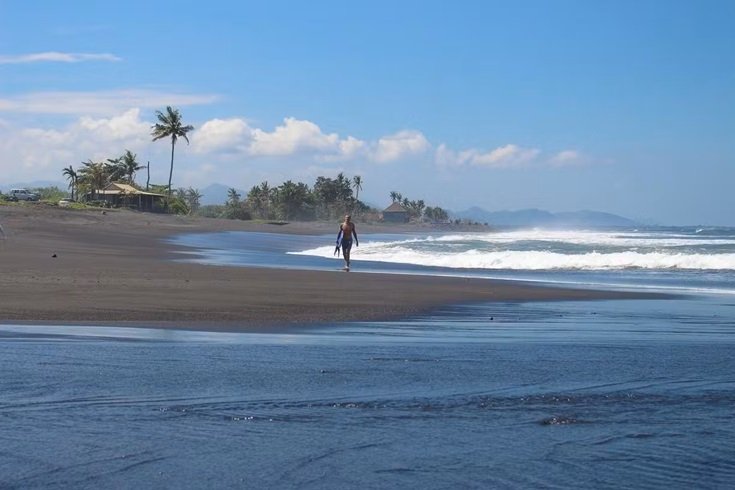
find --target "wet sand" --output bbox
[0,204,660,331]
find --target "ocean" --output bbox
[1,226,734,488]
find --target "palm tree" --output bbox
[276,180,298,220]
[335,172,352,202]
[186,187,202,214]
[78,160,109,200]
[120,150,145,185]
[259,181,271,219]
[151,106,194,198]
[246,185,264,218]
[389,191,398,202]
[105,157,126,182]
[227,188,241,206]
[62,165,78,201]
[352,175,363,201]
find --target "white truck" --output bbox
[9,188,40,201]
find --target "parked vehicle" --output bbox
[9,188,39,201]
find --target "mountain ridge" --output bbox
[453,207,639,228]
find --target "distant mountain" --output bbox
[199,183,247,205]
[454,207,639,228]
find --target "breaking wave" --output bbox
[291,228,735,271]
[293,246,735,271]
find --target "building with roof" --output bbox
[93,182,166,211]
[382,202,409,223]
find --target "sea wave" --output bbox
[291,246,735,271]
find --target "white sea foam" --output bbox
[292,227,735,272]
[292,245,735,270]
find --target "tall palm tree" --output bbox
[389,191,398,202]
[352,175,363,201]
[151,106,194,198]
[62,165,78,201]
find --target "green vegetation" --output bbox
[32,186,67,202]
[389,190,449,223]
[193,173,369,221]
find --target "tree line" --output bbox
[205,173,368,221]
[389,191,449,222]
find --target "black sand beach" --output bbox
[0,205,657,331]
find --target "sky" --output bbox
[1,0,733,225]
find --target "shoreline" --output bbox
[0,205,667,332]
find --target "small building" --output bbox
[382,202,409,223]
[94,183,166,211]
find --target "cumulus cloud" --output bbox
[78,108,151,141]
[338,136,367,159]
[372,130,430,163]
[0,52,121,64]
[250,118,338,156]
[0,89,217,115]
[248,117,367,160]
[193,118,253,154]
[192,118,425,164]
[436,143,540,168]
[0,109,157,181]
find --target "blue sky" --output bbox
[1,0,733,225]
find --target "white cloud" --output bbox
[550,150,585,166]
[191,118,425,165]
[435,144,473,167]
[0,52,121,64]
[372,130,430,163]
[0,109,159,182]
[193,118,253,154]
[249,117,365,159]
[473,144,540,167]
[436,143,540,168]
[0,89,218,115]
[78,108,151,141]
[339,136,367,159]
[250,118,335,156]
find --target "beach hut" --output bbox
[94,183,166,211]
[382,202,409,223]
